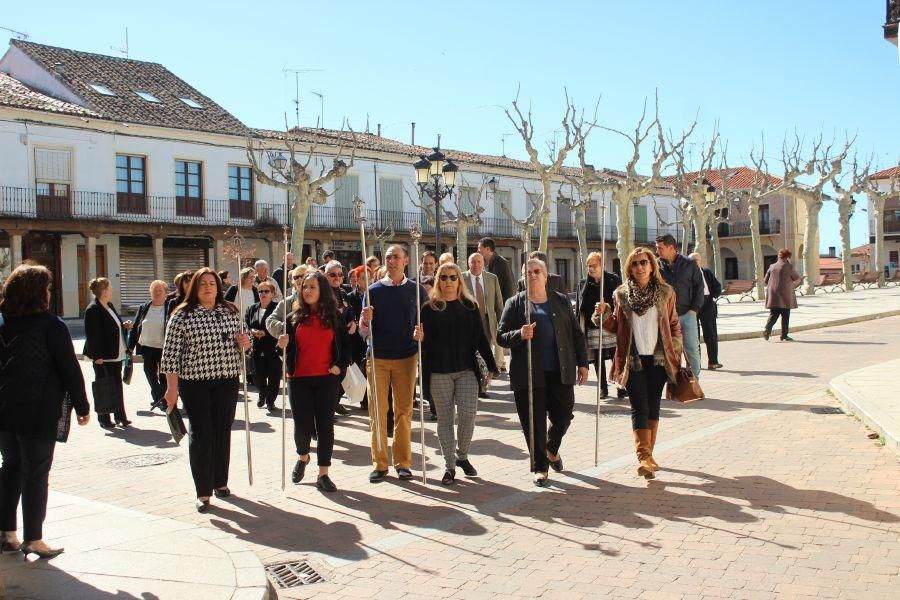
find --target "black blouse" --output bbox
[421,299,497,376]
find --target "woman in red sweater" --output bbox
[277,271,351,492]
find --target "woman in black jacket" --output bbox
[497,258,589,487]
[246,280,281,411]
[127,280,170,412]
[277,271,351,492]
[575,251,623,399]
[83,278,133,429]
[0,264,90,560]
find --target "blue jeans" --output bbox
[679,312,702,380]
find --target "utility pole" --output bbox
[282,68,323,129]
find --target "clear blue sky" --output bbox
[3,1,897,251]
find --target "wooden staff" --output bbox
[522,228,535,474]
[410,223,427,483]
[595,197,607,467]
[225,229,254,485]
[281,225,289,490]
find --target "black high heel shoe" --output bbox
[21,541,64,560]
[0,532,21,553]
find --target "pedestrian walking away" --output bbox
[83,277,133,429]
[655,234,705,380]
[161,268,251,513]
[688,253,723,370]
[497,258,589,487]
[594,247,683,480]
[246,281,282,411]
[127,280,170,412]
[358,245,427,483]
[0,264,91,561]
[764,248,802,341]
[277,271,351,493]
[418,262,498,485]
[576,251,622,399]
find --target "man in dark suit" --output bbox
[478,237,515,372]
[516,251,569,295]
[689,253,723,370]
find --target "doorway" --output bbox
[23,233,62,314]
[77,244,108,312]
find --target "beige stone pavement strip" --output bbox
[831,358,900,455]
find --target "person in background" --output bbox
[277,271,351,492]
[438,252,455,266]
[763,248,802,342]
[305,257,318,269]
[420,276,435,296]
[162,269,251,513]
[266,265,310,339]
[217,271,233,289]
[655,234,704,379]
[128,280,170,412]
[595,247,682,480]
[325,260,357,416]
[321,250,336,273]
[83,277,133,429]
[247,281,282,411]
[225,267,260,317]
[575,251,622,399]
[0,264,90,560]
[478,237,515,373]
[253,260,282,302]
[516,251,568,294]
[419,251,438,279]
[272,252,295,296]
[166,270,194,315]
[462,252,504,399]
[688,253,723,370]
[366,255,381,272]
[346,266,371,411]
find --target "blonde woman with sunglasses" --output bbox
[593,247,682,480]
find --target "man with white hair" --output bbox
[254,259,283,302]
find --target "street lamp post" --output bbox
[413,148,458,254]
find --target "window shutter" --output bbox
[334,174,359,211]
[35,149,71,182]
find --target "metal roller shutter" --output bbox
[119,245,155,310]
[163,246,209,289]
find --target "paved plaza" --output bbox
[2,296,900,599]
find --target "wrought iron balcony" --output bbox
[717,219,782,238]
[886,0,899,43]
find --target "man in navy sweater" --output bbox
[359,245,427,482]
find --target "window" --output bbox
[228,165,253,219]
[89,83,116,96]
[178,97,204,109]
[557,198,573,238]
[333,173,359,215]
[116,154,147,214]
[134,90,161,103]
[34,148,72,218]
[493,190,512,237]
[459,186,479,215]
[176,161,203,217]
[379,178,403,230]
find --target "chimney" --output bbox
[411,122,416,145]
[828,246,836,258]
[437,133,441,148]
[376,123,381,137]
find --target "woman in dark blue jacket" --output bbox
[0,264,90,560]
[83,278,132,428]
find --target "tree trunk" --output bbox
[613,194,633,263]
[681,217,691,254]
[749,202,765,299]
[692,211,710,263]
[709,218,723,281]
[802,199,822,296]
[837,202,853,292]
[573,207,588,282]
[456,223,469,271]
[290,194,312,257]
[538,178,552,253]
[873,196,887,287]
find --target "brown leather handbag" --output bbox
[665,352,704,402]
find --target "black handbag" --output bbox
[166,407,187,444]
[92,375,124,414]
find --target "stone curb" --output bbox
[716,308,900,342]
[830,360,900,457]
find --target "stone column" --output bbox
[214,239,224,271]
[269,239,280,268]
[153,237,165,280]
[10,233,23,267]
[85,236,97,282]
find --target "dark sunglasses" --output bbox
[439,274,459,282]
[259,289,273,294]
[631,259,651,268]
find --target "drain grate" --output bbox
[810,407,845,415]
[107,454,179,469]
[265,560,324,588]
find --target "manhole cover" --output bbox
[810,407,845,415]
[265,560,324,588]
[598,409,631,418]
[107,454,179,469]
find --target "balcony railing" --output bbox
[1,186,685,244]
[717,219,781,238]
[885,219,900,234]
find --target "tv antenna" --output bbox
[310,91,324,129]
[282,68,323,129]
[0,26,30,40]
[110,27,129,58]
[501,133,514,157]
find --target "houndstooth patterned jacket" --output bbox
[161,304,243,380]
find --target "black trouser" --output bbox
[178,378,238,498]
[141,346,167,403]
[0,432,55,542]
[765,308,791,339]
[252,350,283,408]
[698,301,719,364]
[289,375,340,466]
[93,361,127,424]
[625,356,667,430]
[590,349,610,393]
[512,371,575,473]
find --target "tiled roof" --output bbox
[870,166,900,179]
[850,243,872,257]
[0,72,98,117]
[253,127,629,181]
[664,166,783,190]
[819,257,843,270]
[5,40,249,136]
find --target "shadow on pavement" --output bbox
[104,426,178,449]
[0,559,161,600]
[717,369,815,378]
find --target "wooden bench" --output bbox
[885,270,900,286]
[815,273,845,293]
[717,279,756,303]
[853,271,879,289]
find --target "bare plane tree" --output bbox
[563,141,610,279]
[504,87,599,253]
[831,157,870,291]
[862,164,900,287]
[247,128,357,254]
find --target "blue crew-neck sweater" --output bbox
[366,280,426,359]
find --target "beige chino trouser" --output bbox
[367,354,417,471]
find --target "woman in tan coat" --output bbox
[593,247,682,479]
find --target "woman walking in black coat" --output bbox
[246,281,281,411]
[0,264,90,560]
[497,258,589,487]
[83,278,133,429]
[127,280,170,412]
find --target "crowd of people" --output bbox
[0,234,815,554]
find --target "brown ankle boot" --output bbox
[632,429,656,479]
[647,420,660,472]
